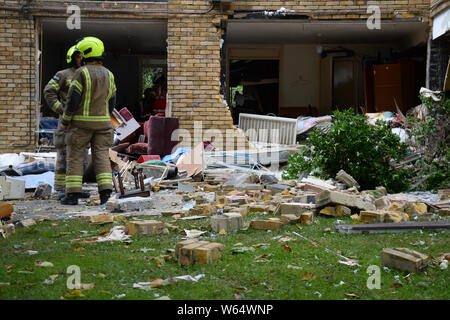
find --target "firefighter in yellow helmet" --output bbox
[43,45,91,200]
[60,37,116,205]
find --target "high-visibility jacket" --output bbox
[62,61,116,130]
[43,67,76,115]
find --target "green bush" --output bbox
[282,109,411,193]
[406,93,450,191]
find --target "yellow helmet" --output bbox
[66,45,81,64]
[75,36,104,59]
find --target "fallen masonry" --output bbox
[381,248,429,273]
[210,213,243,233]
[106,196,154,212]
[126,220,164,236]
[175,239,225,266]
[250,219,284,230]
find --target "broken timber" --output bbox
[335,221,450,234]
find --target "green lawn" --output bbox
[0,213,449,300]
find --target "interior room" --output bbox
[226,19,429,122]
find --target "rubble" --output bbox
[0,176,25,200]
[17,218,36,228]
[316,190,376,211]
[210,213,243,233]
[381,248,429,273]
[106,196,154,212]
[175,239,225,266]
[126,220,164,236]
[280,214,300,225]
[32,183,52,199]
[250,219,283,230]
[335,170,359,188]
[359,211,386,223]
[275,202,316,216]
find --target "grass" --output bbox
[0,213,449,300]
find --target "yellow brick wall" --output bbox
[0,0,432,152]
[0,8,36,153]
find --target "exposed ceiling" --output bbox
[227,20,429,47]
[42,19,167,55]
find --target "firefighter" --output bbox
[43,45,90,200]
[60,36,116,205]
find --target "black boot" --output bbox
[99,190,112,205]
[79,191,91,199]
[56,190,66,200]
[60,193,80,205]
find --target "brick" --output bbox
[381,248,429,273]
[336,205,351,216]
[320,206,337,216]
[175,239,199,259]
[193,242,225,265]
[190,203,211,216]
[300,212,314,225]
[405,202,427,215]
[250,219,283,230]
[203,184,220,192]
[280,214,300,225]
[360,211,385,223]
[316,191,376,211]
[179,241,210,266]
[126,220,164,236]
[386,202,405,212]
[383,212,409,223]
[275,202,316,216]
[89,213,114,225]
[177,240,224,266]
[245,204,270,213]
[210,212,243,232]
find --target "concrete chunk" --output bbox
[381,248,429,273]
[126,220,164,236]
[32,183,52,199]
[275,202,316,216]
[316,190,376,211]
[106,196,153,212]
[335,170,359,187]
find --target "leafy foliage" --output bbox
[282,109,411,193]
[406,93,450,191]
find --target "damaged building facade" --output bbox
[0,0,447,154]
